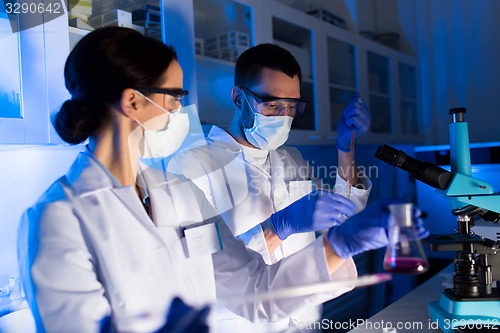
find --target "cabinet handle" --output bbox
[309,135,321,140]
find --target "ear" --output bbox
[119,88,142,121]
[231,86,243,109]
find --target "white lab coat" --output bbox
[18,150,357,333]
[170,126,371,333]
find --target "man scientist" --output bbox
[171,43,372,332]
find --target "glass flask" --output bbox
[383,203,429,274]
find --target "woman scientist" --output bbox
[18,27,402,333]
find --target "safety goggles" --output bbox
[241,87,307,117]
[137,87,189,109]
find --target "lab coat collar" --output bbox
[66,151,116,196]
[67,150,179,194]
[65,151,170,246]
[65,151,157,213]
[207,126,243,153]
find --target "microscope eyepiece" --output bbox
[449,107,467,115]
[449,107,467,122]
[375,144,407,166]
[375,144,453,190]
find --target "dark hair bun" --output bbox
[53,99,96,144]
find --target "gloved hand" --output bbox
[336,93,371,152]
[413,207,430,239]
[326,199,429,259]
[99,297,209,333]
[271,190,355,240]
[155,297,210,333]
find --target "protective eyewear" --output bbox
[137,87,189,108]
[241,87,307,117]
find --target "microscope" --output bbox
[375,108,500,332]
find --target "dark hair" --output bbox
[234,43,302,87]
[53,27,178,144]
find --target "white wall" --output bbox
[414,0,500,144]
[0,145,82,277]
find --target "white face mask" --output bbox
[134,90,190,158]
[243,112,293,150]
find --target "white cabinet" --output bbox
[164,0,265,132]
[397,61,420,140]
[2,0,420,145]
[356,42,420,145]
[268,4,317,142]
[171,0,422,145]
[367,51,391,133]
[326,37,358,140]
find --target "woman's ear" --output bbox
[231,86,242,109]
[119,88,141,120]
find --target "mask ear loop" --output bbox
[132,119,156,161]
[132,91,156,160]
[239,89,258,130]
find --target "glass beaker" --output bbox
[383,203,429,274]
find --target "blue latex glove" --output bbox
[99,316,112,333]
[99,297,209,333]
[413,207,430,239]
[155,297,210,333]
[271,190,355,240]
[327,199,429,259]
[336,93,371,152]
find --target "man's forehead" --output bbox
[252,69,301,98]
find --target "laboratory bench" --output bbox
[348,264,455,333]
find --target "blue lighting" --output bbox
[0,14,22,118]
[225,4,236,24]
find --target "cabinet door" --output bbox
[80,1,162,39]
[69,1,164,58]
[367,51,392,134]
[263,1,321,144]
[398,62,419,136]
[272,17,315,131]
[192,0,254,129]
[327,37,358,134]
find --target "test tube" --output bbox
[345,127,355,199]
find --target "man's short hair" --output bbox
[234,43,302,87]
